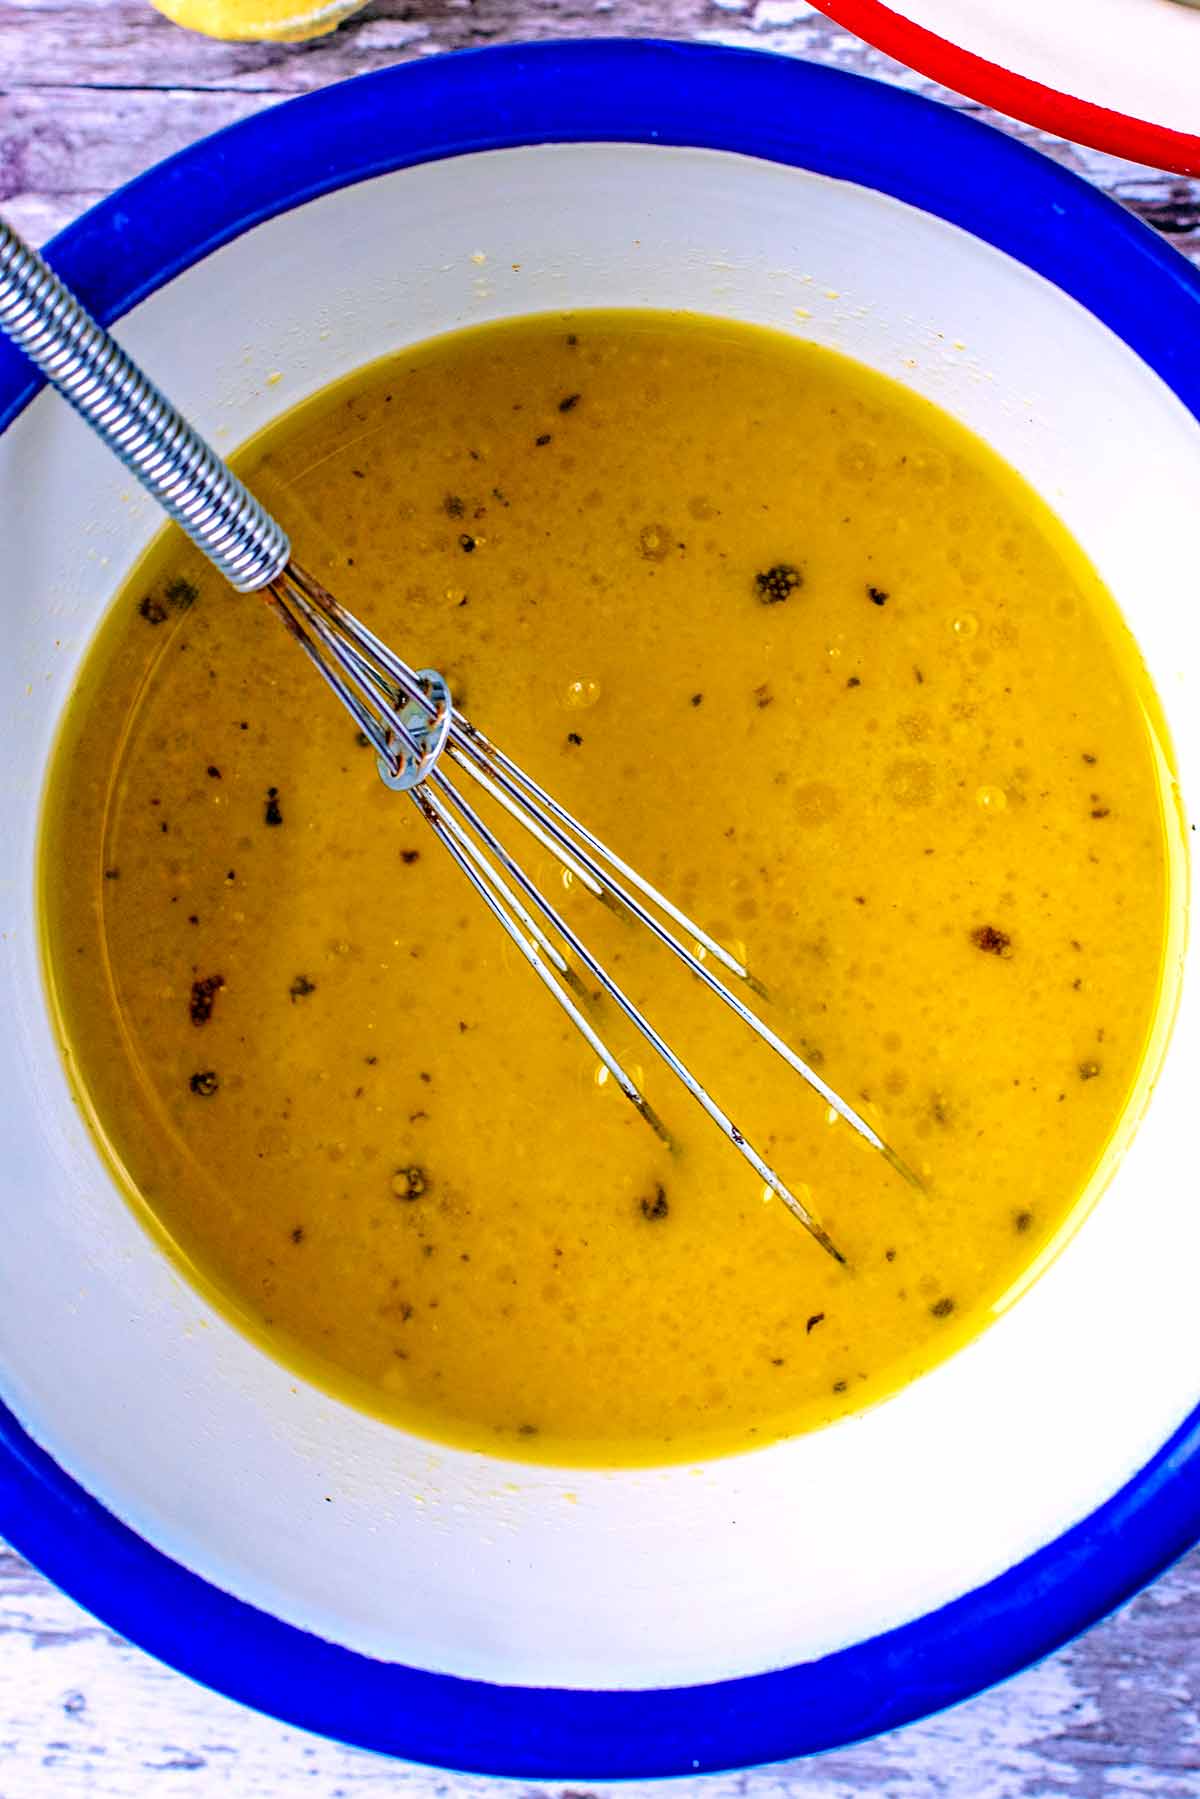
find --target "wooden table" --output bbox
[2,5,1199,1793]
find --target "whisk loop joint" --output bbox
[376,670,453,793]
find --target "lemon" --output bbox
[150,0,368,41]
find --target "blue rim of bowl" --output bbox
[2,39,1198,1777]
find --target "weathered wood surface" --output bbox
[2,0,1199,256]
[2,3,1200,1793]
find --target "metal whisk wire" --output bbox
[272,565,922,1263]
[0,216,920,1268]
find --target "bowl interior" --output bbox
[1,141,1198,1691]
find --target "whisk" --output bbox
[0,218,919,1264]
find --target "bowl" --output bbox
[1,41,1198,1777]
[811,0,1200,174]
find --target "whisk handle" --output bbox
[0,218,290,593]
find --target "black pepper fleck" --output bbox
[639,1184,670,1221]
[165,577,198,610]
[392,1166,427,1200]
[189,974,224,1026]
[754,563,802,604]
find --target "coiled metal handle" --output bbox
[0,219,290,593]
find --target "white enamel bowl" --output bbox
[0,43,1197,1777]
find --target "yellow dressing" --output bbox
[40,311,1175,1465]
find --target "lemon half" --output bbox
[151,0,368,42]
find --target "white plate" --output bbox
[814,0,1200,172]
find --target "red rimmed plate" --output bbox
[811,0,1200,173]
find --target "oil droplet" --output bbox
[976,785,1007,812]
[793,780,842,826]
[838,440,877,482]
[594,1064,610,1089]
[561,867,575,891]
[825,1105,840,1128]
[885,758,937,809]
[564,678,601,710]
[911,448,950,487]
[952,612,980,640]
[638,523,672,561]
